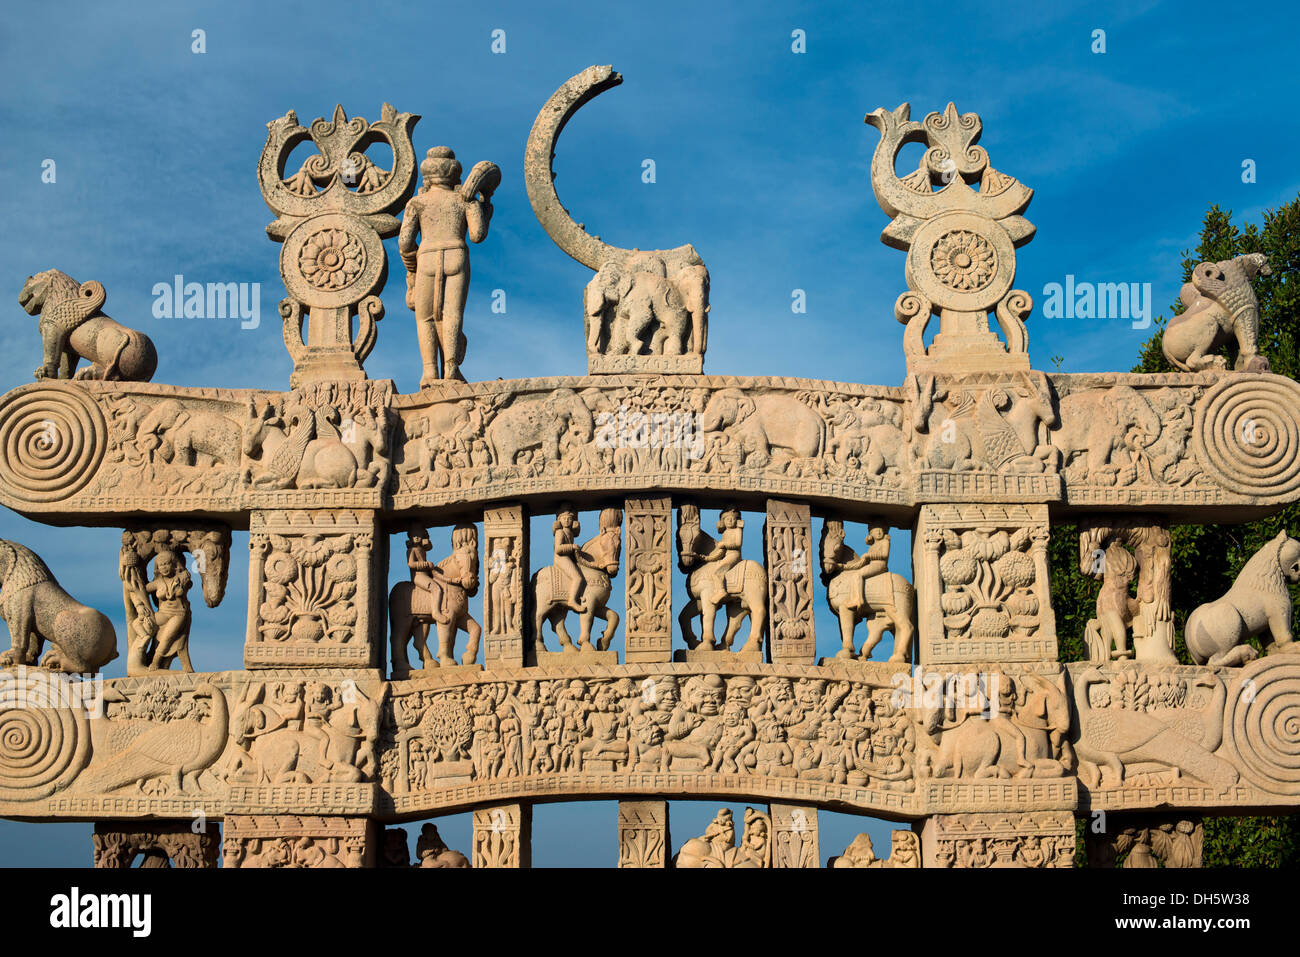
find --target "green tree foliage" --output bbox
[1053,196,1300,866]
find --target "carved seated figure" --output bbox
[677,504,768,657]
[673,807,770,868]
[389,524,482,676]
[820,519,915,661]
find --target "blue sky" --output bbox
[0,0,1297,865]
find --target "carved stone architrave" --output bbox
[618,800,669,868]
[765,500,815,663]
[1085,814,1203,868]
[769,802,818,868]
[473,803,532,868]
[92,821,218,868]
[921,811,1075,868]
[625,497,673,663]
[246,509,384,669]
[914,504,1055,665]
[483,505,528,667]
[222,814,376,868]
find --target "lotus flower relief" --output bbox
[930,229,995,291]
[298,227,365,290]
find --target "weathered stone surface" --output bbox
[2,74,1300,868]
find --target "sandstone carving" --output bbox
[678,504,767,657]
[399,147,499,385]
[674,807,770,868]
[83,682,228,793]
[1071,666,1236,793]
[1079,520,1175,665]
[820,519,914,662]
[5,77,1300,870]
[1185,531,1300,667]
[1085,815,1202,868]
[18,270,158,382]
[532,506,623,657]
[1163,253,1272,373]
[120,525,230,676]
[829,829,919,868]
[390,523,481,675]
[525,66,709,374]
[0,539,117,672]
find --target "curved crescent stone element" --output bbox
[524,64,699,271]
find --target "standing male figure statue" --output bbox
[399,147,500,386]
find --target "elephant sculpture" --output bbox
[136,398,242,467]
[1162,253,1271,373]
[698,389,824,466]
[18,269,157,382]
[485,388,595,466]
[585,254,693,356]
[1053,386,1160,482]
[0,539,117,673]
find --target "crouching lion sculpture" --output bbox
[1161,253,1271,374]
[1185,531,1300,667]
[18,269,158,382]
[0,539,118,673]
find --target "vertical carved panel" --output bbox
[618,800,670,867]
[483,505,528,667]
[625,497,672,662]
[1085,814,1203,868]
[246,509,382,668]
[921,812,1075,868]
[222,815,376,868]
[765,499,814,663]
[769,803,818,868]
[913,504,1056,665]
[92,821,219,868]
[473,803,532,868]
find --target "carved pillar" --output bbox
[769,803,819,868]
[1085,814,1203,868]
[624,497,673,663]
[473,803,532,868]
[483,504,528,667]
[913,504,1056,666]
[92,821,219,868]
[618,800,670,868]
[246,509,385,669]
[222,815,378,868]
[765,499,815,663]
[920,812,1075,868]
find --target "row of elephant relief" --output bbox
[58,373,1237,502]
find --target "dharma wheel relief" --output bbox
[1,66,1298,871]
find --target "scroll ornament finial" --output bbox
[866,103,1035,372]
[258,103,420,387]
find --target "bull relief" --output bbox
[2,62,1300,871]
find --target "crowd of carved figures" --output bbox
[378,666,1081,795]
[1,67,1299,869]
